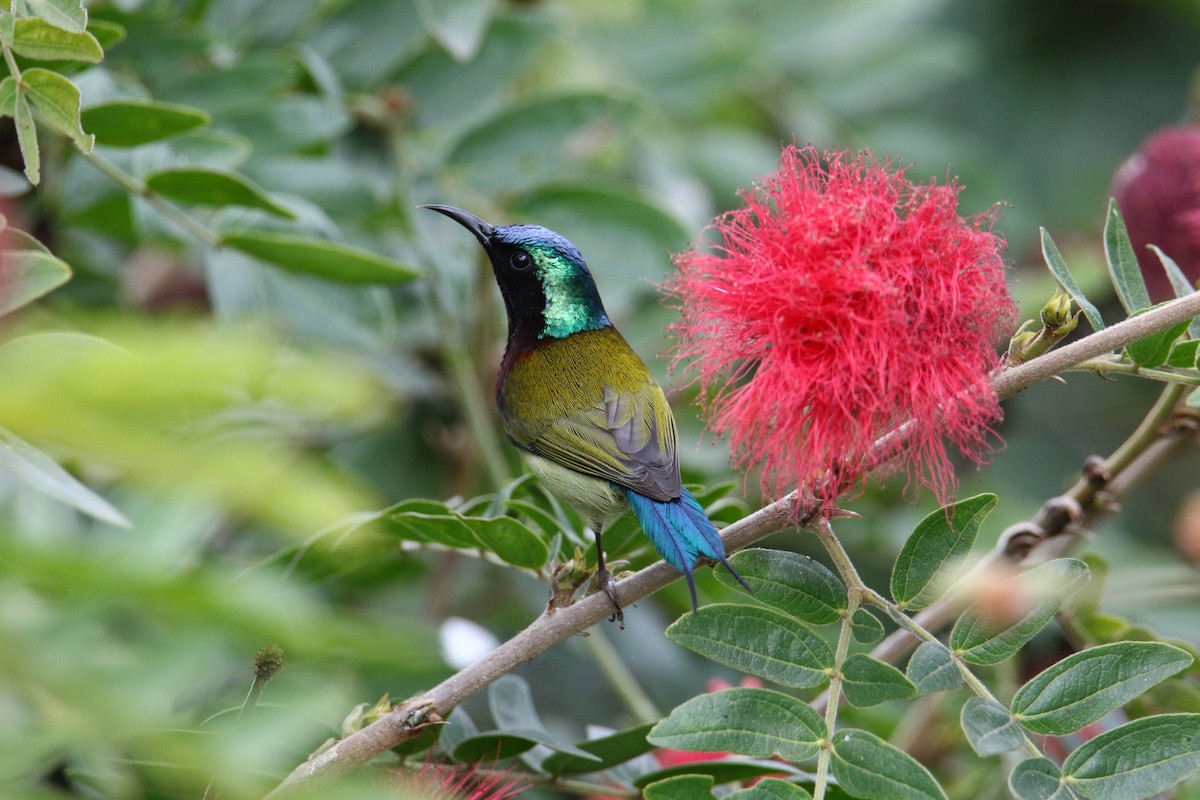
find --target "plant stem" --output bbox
[582,626,661,725]
[1066,356,1200,385]
[809,519,863,800]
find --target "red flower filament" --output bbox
[667,145,1016,507]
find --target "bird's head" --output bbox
[420,204,610,340]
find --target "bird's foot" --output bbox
[595,567,624,628]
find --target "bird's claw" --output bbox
[596,567,624,628]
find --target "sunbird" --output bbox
[421,205,749,621]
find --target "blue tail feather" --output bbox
[619,485,751,611]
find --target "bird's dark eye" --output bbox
[509,251,532,271]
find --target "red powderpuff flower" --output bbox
[1111,125,1200,303]
[391,761,525,799]
[666,145,1015,508]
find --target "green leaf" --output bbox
[635,760,798,790]
[892,493,996,610]
[11,18,101,62]
[145,168,295,219]
[715,549,847,625]
[487,674,600,765]
[831,729,947,800]
[1012,642,1193,735]
[222,231,420,285]
[0,249,70,315]
[414,0,496,62]
[1189,387,1200,409]
[1042,227,1104,331]
[447,92,636,193]
[0,426,129,527]
[851,608,884,643]
[841,654,916,707]
[907,641,963,694]
[1062,713,1200,800]
[541,722,655,774]
[729,778,814,800]
[461,514,548,569]
[0,76,16,116]
[1123,305,1191,368]
[951,558,1090,665]
[648,687,824,762]
[961,697,1024,756]
[81,99,211,147]
[13,91,39,184]
[86,19,125,50]
[1104,199,1150,315]
[451,731,542,761]
[666,604,833,688]
[643,775,716,800]
[1010,758,1076,800]
[20,67,93,151]
[1149,244,1200,338]
[1166,339,1200,369]
[382,502,548,568]
[26,0,87,33]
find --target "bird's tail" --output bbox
[620,486,752,611]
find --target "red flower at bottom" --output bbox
[667,145,1015,508]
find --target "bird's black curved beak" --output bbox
[418,204,494,249]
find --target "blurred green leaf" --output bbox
[1012,642,1193,736]
[729,778,814,799]
[21,67,94,151]
[643,774,717,800]
[0,75,16,116]
[1009,758,1073,800]
[414,0,496,62]
[27,0,87,33]
[0,248,71,315]
[841,654,915,707]
[1041,227,1104,332]
[714,548,847,625]
[222,230,421,284]
[1104,199,1150,316]
[891,493,995,611]
[635,760,803,791]
[485,675,599,766]
[906,641,962,695]
[666,604,833,687]
[145,167,295,218]
[649,687,824,762]
[13,90,40,184]
[0,425,129,526]
[81,99,211,147]
[382,500,548,568]
[86,18,125,50]
[447,92,636,193]
[951,559,1090,666]
[831,729,947,800]
[11,18,102,62]
[960,697,1024,756]
[541,722,655,774]
[1061,714,1200,800]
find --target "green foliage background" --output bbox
[2,0,1199,798]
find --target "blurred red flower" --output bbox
[667,145,1015,510]
[1111,125,1200,302]
[392,761,525,799]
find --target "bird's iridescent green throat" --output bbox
[419,205,610,342]
[493,224,610,339]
